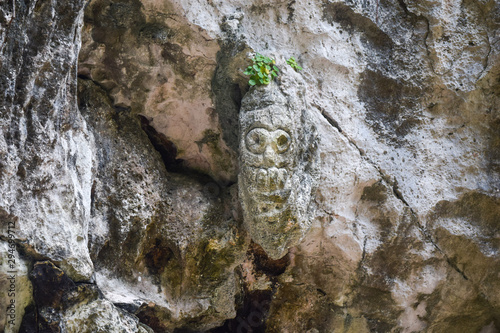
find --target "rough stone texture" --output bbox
[64,299,154,333]
[0,0,94,282]
[77,77,249,331]
[1,0,499,332]
[24,260,153,333]
[78,0,238,184]
[239,78,319,259]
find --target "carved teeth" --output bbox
[268,167,287,190]
[255,167,287,190]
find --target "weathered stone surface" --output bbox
[27,260,153,333]
[0,0,94,282]
[1,0,499,331]
[64,299,153,333]
[78,77,248,331]
[78,0,237,184]
[239,76,319,259]
[169,0,499,331]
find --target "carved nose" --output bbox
[262,145,277,167]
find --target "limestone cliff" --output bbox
[1,0,499,332]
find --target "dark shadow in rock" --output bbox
[135,303,174,333]
[144,238,175,276]
[31,261,76,310]
[139,114,185,172]
[208,289,272,333]
[115,302,142,314]
[249,241,289,277]
[211,36,248,153]
[29,261,103,332]
[488,118,500,182]
[138,114,222,186]
[18,304,37,333]
[208,243,289,333]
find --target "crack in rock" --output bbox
[319,108,470,281]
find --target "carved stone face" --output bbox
[239,84,318,259]
[241,107,295,223]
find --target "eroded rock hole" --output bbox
[209,290,273,333]
[249,241,290,276]
[209,242,289,332]
[144,238,174,275]
[139,115,221,186]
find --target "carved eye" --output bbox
[245,128,268,154]
[273,129,291,153]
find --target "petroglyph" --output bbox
[239,83,319,259]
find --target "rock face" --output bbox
[78,0,237,184]
[239,80,319,259]
[77,76,247,332]
[24,261,152,333]
[0,0,94,283]
[0,0,499,332]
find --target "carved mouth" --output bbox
[249,188,290,218]
[252,167,288,191]
[255,190,291,203]
[244,167,291,218]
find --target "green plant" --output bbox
[243,53,279,86]
[286,57,302,71]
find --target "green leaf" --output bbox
[253,64,260,72]
[249,79,256,86]
[257,72,264,78]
